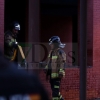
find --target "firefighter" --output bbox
[45,36,66,100]
[4,21,27,67]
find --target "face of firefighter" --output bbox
[12,29,18,38]
[50,44,54,50]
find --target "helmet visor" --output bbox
[15,24,20,30]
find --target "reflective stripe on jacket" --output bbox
[45,48,66,79]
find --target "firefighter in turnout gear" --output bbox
[4,21,27,67]
[45,36,66,100]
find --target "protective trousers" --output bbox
[50,78,64,100]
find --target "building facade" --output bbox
[0,0,100,99]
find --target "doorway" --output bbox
[4,0,28,42]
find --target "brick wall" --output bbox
[92,0,100,98]
[93,0,100,70]
[0,0,4,50]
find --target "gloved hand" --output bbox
[39,62,47,68]
[21,59,27,68]
[12,42,18,49]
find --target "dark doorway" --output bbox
[4,0,28,42]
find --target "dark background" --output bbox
[4,0,28,42]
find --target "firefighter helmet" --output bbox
[49,36,60,45]
[49,36,66,48]
[9,21,20,31]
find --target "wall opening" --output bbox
[4,0,28,43]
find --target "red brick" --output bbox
[0,0,4,50]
